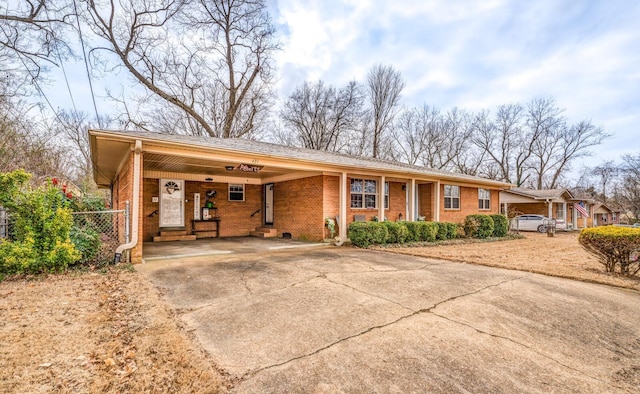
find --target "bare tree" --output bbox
[392,105,471,171]
[531,118,610,189]
[617,154,640,221]
[53,109,113,189]
[470,104,531,185]
[84,0,277,138]
[366,64,404,158]
[0,0,73,88]
[0,93,73,180]
[279,80,364,152]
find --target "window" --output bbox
[351,178,377,208]
[556,204,565,219]
[444,185,460,209]
[384,182,389,209]
[612,213,617,222]
[228,184,244,201]
[478,188,490,210]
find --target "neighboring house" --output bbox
[591,202,620,226]
[90,130,511,263]
[500,187,615,230]
[499,188,574,230]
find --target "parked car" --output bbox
[511,214,555,233]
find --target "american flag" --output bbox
[575,202,588,217]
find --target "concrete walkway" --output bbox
[138,247,640,393]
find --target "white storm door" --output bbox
[159,179,185,227]
[265,183,274,225]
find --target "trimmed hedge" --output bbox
[419,222,439,242]
[384,221,408,244]
[490,214,509,237]
[578,227,640,276]
[463,215,494,239]
[348,222,389,247]
[349,217,504,248]
[404,222,421,242]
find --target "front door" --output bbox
[265,183,274,225]
[159,179,185,227]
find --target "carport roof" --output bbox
[90,129,512,188]
[503,187,574,200]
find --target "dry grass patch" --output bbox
[385,231,640,291]
[0,268,229,393]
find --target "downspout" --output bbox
[114,140,142,263]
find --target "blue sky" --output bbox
[268,0,640,167]
[44,0,639,170]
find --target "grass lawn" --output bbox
[381,231,640,291]
[0,267,228,393]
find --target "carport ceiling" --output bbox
[144,153,289,179]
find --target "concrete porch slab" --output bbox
[142,236,328,262]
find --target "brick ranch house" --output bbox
[499,187,615,230]
[90,130,511,263]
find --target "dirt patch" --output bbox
[0,268,229,393]
[382,232,640,291]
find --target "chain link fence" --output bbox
[71,203,130,265]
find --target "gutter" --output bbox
[114,140,142,263]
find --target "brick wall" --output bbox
[418,183,432,220]
[142,179,263,240]
[112,150,143,264]
[273,176,324,241]
[509,202,548,217]
[388,182,406,221]
[322,176,340,239]
[439,185,500,223]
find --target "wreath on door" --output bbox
[165,181,180,194]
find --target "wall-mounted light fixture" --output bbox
[401,184,406,191]
[225,166,235,171]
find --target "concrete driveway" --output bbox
[138,247,640,393]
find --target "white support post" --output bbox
[548,200,553,218]
[434,181,440,222]
[339,172,348,242]
[409,179,416,221]
[379,176,385,222]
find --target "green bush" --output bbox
[404,222,421,242]
[70,226,101,262]
[0,171,81,276]
[384,221,408,244]
[419,222,439,242]
[490,214,509,237]
[579,227,640,276]
[348,222,389,247]
[436,222,448,240]
[447,222,460,239]
[464,214,495,239]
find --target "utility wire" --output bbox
[46,7,78,115]
[72,0,102,128]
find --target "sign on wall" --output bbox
[194,193,201,220]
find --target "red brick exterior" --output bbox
[142,180,263,241]
[322,176,340,239]
[418,183,433,220]
[439,185,500,223]
[273,176,324,240]
[137,174,505,248]
[111,150,143,263]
